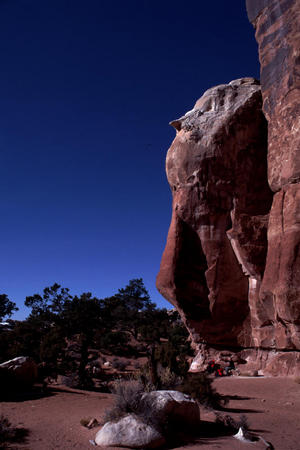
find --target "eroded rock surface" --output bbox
[157,0,300,376]
[246,0,300,355]
[157,78,273,352]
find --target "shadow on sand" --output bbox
[164,420,245,449]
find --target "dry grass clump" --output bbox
[0,415,16,444]
[0,415,29,448]
[215,413,249,432]
[157,365,182,389]
[102,380,168,434]
[103,380,144,423]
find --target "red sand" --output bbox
[1,377,300,449]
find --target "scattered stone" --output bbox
[234,427,255,442]
[103,361,111,368]
[87,418,99,429]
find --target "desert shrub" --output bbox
[136,362,181,392]
[103,380,171,436]
[154,341,189,377]
[103,380,144,423]
[134,365,155,392]
[39,328,65,364]
[0,415,18,445]
[215,413,249,432]
[111,359,127,371]
[133,361,140,370]
[179,373,228,409]
[214,413,253,440]
[98,331,129,354]
[157,365,182,390]
[0,415,29,448]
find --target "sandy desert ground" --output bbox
[1,376,300,449]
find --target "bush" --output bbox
[103,380,173,436]
[215,413,249,432]
[97,331,129,354]
[179,373,228,409]
[111,359,127,371]
[0,415,14,444]
[157,365,182,390]
[0,415,26,447]
[103,380,144,423]
[154,342,189,377]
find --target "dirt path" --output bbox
[1,377,300,449]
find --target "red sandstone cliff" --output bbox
[246,0,300,359]
[157,0,300,376]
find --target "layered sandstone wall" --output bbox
[157,0,300,375]
[247,0,300,366]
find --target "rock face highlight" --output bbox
[157,0,300,376]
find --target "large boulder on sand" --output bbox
[95,414,165,448]
[0,356,38,390]
[142,390,200,426]
[95,390,199,448]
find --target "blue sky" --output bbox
[0,0,259,319]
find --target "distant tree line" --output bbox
[0,279,191,388]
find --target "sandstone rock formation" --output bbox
[157,0,300,376]
[157,78,273,364]
[246,0,300,355]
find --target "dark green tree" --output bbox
[0,294,18,321]
[59,292,103,386]
[103,279,156,340]
[25,283,72,321]
[25,286,104,387]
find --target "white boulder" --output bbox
[143,390,200,426]
[95,414,165,448]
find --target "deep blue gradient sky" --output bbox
[0,0,259,320]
